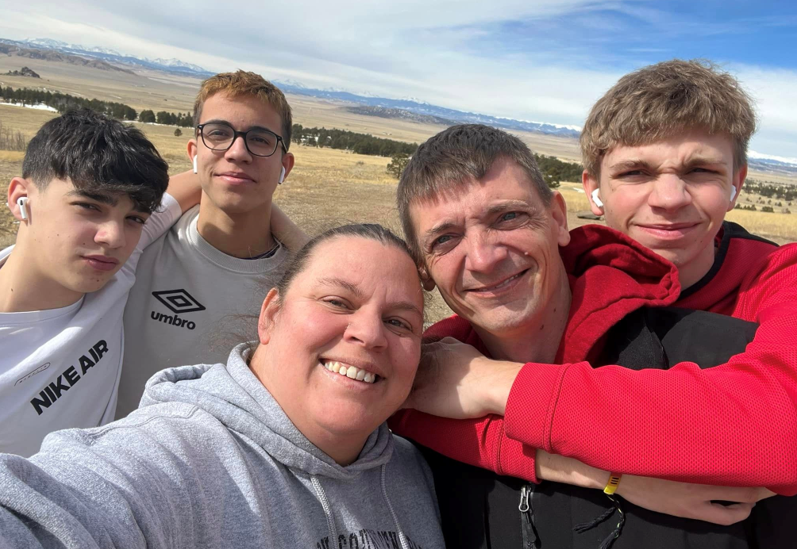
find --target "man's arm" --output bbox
[164,170,203,214]
[398,253,797,494]
[270,204,308,252]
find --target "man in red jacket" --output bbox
[391,60,796,544]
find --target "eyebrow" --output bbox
[683,155,728,168]
[319,277,363,297]
[67,189,151,215]
[67,190,118,206]
[609,156,729,172]
[318,277,423,317]
[607,159,654,172]
[201,119,277,133]
[421,200,536,243]
[388,301,424,318]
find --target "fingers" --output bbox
[705,486,767,504]
[699,502,754,526]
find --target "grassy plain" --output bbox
[1,60,796,320]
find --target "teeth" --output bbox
[323,361,378,384]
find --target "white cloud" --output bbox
[0,0,795,156]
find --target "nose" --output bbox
[95,219,126,249]
[464,230,507,274]
[648,174,692,211]
[344,310,388,351]
[224,134,252,162]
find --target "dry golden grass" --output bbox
[2,70,796,319]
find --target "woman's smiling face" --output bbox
[252,235,424,463]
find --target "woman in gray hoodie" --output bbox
[0,224,445,549]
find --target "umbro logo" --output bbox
[152,289,206,314]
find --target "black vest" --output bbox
[419,307,795,549]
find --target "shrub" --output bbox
[387,153,410,179]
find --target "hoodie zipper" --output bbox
[519,484,539,548]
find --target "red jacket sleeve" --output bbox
[503,246,797,495]
[388,410,539,483]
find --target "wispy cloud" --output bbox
[1,0,796,156]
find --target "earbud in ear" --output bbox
[591,189,604,209]
[17,196,29,221]
[729,186,737,202]
[278,166,286,184]
[192,155,198,174]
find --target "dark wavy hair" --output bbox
[22,108,169,213]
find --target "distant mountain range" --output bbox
[0,37,581,139]
[1,36,796,175]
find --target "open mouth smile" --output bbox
[466,269,529,295]
[321,359,379,384]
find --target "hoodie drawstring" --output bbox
[311,476,339,547]
[380,464,412,549]
[573,494,625,549]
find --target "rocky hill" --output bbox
[4,66,39,78]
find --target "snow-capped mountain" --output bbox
[748,151,797,176]
[151,58,207,73]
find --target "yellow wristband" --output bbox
[604,473,622,495]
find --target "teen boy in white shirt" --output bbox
[118,71,305,418]
[0,109,199,457]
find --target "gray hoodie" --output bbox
[0,344,444,549]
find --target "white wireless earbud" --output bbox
[729,186,737,202]
[17,196,29,221]
[192,155,198,174]
[591,188,604,209]
[278,166,286,184]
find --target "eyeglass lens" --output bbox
[201,123,279,157]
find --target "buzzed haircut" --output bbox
[580,59,757,177]
[193,70,293,150]
[396,124,551,263]
[22,108,169,214]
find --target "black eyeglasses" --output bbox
[196,122,287,157]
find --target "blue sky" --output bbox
[1,0,796,158]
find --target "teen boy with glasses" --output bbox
[117,71,304,418]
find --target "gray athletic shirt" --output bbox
[118,206,288,418]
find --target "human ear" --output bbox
[257,288,281,345]
[419,265,436,291]
[187,139,198,164]
[280,152,295,183]
[728,165,747,212]
[7,177,31,223]
[582,170,604,216]
[550,191,571,247]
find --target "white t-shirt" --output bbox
[0,194,181,457]
[117,206,289,419]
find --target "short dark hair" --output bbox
[397,124,551,263]
[275,224,418,298]
[22,108,169,213]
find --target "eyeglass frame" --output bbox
[195,121,288,158]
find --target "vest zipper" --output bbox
[519,484,539,548]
